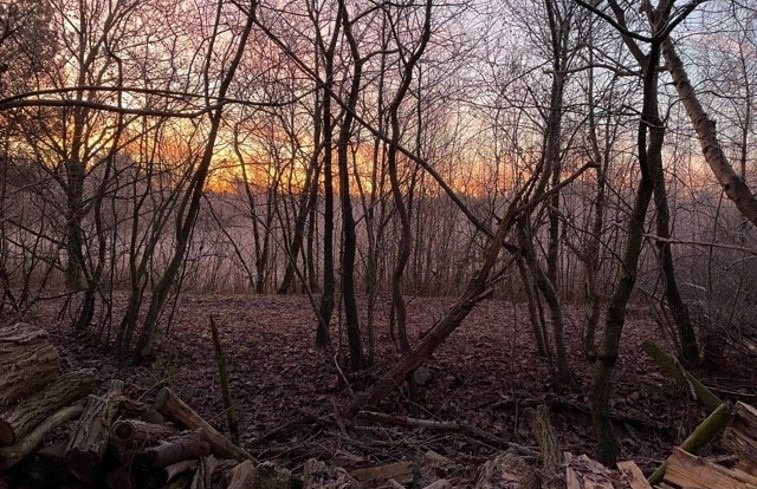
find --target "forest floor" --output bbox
[20,293,757,486]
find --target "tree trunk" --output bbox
[661,37,757,227]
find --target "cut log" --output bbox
[664,447,757,489]
[0,369,96,445]
[0,322,61,406]
[65,379,125,483]
[617,461,652,489]
[563,453,617,489]
[722,401,757,476]
[20,442,67,489]
[154,387,251,461]
[351,462,413,486]
[111,419,177,448]
[0,404,82,470]
[134,430,210,471]
[641,340,722,410]
[144,460,198,488]
[227,460,254,489]
[648,401,734,484]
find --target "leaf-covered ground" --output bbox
[20,293,756,485]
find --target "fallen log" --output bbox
[616,461,652,489]
[106,465,135,489]
[0,322,61,406]
[648,401,734,484]
[0,369,96,446]
[641,340,722,410]
[65,379,125,483]
[0,405,82,470]
[134,430,210,471]
[154,387,251,461]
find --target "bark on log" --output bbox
[65,379,125,483]
[134,430,210,471]
[351,462,413,485]
[648,402,733,484]
[144,460,198,488]
[154,387,251,461]
[0,322,61,406]
[0,404,82,470]
[112,419,177,448]
[227,460,254,489]
[641,340,722,411]
[0,369,96,445]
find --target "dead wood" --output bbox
[65,379,125,483]
[250,461,295,489]
[616,461,652,489]
[0,322,61,406]
[0,369,96,445]
[209,316,240,446]
[641,340,722,411]
[0,404,82,470]
[664,447,757,489]
[134,430,210,471]
[721,401,757,476]
[648,401,734,484]
[226,459,254,489]
[190,456,216,489]
[106,464,135,489]
[154,387,251,461]
[112,419,177,448]
[357,410,538,457]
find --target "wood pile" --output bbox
[657,401,757,489]
[0,323,297,489]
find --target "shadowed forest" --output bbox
[0,0,755,487]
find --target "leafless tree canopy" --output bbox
[0,0,755,464]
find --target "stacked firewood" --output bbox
[0,323,294,488]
